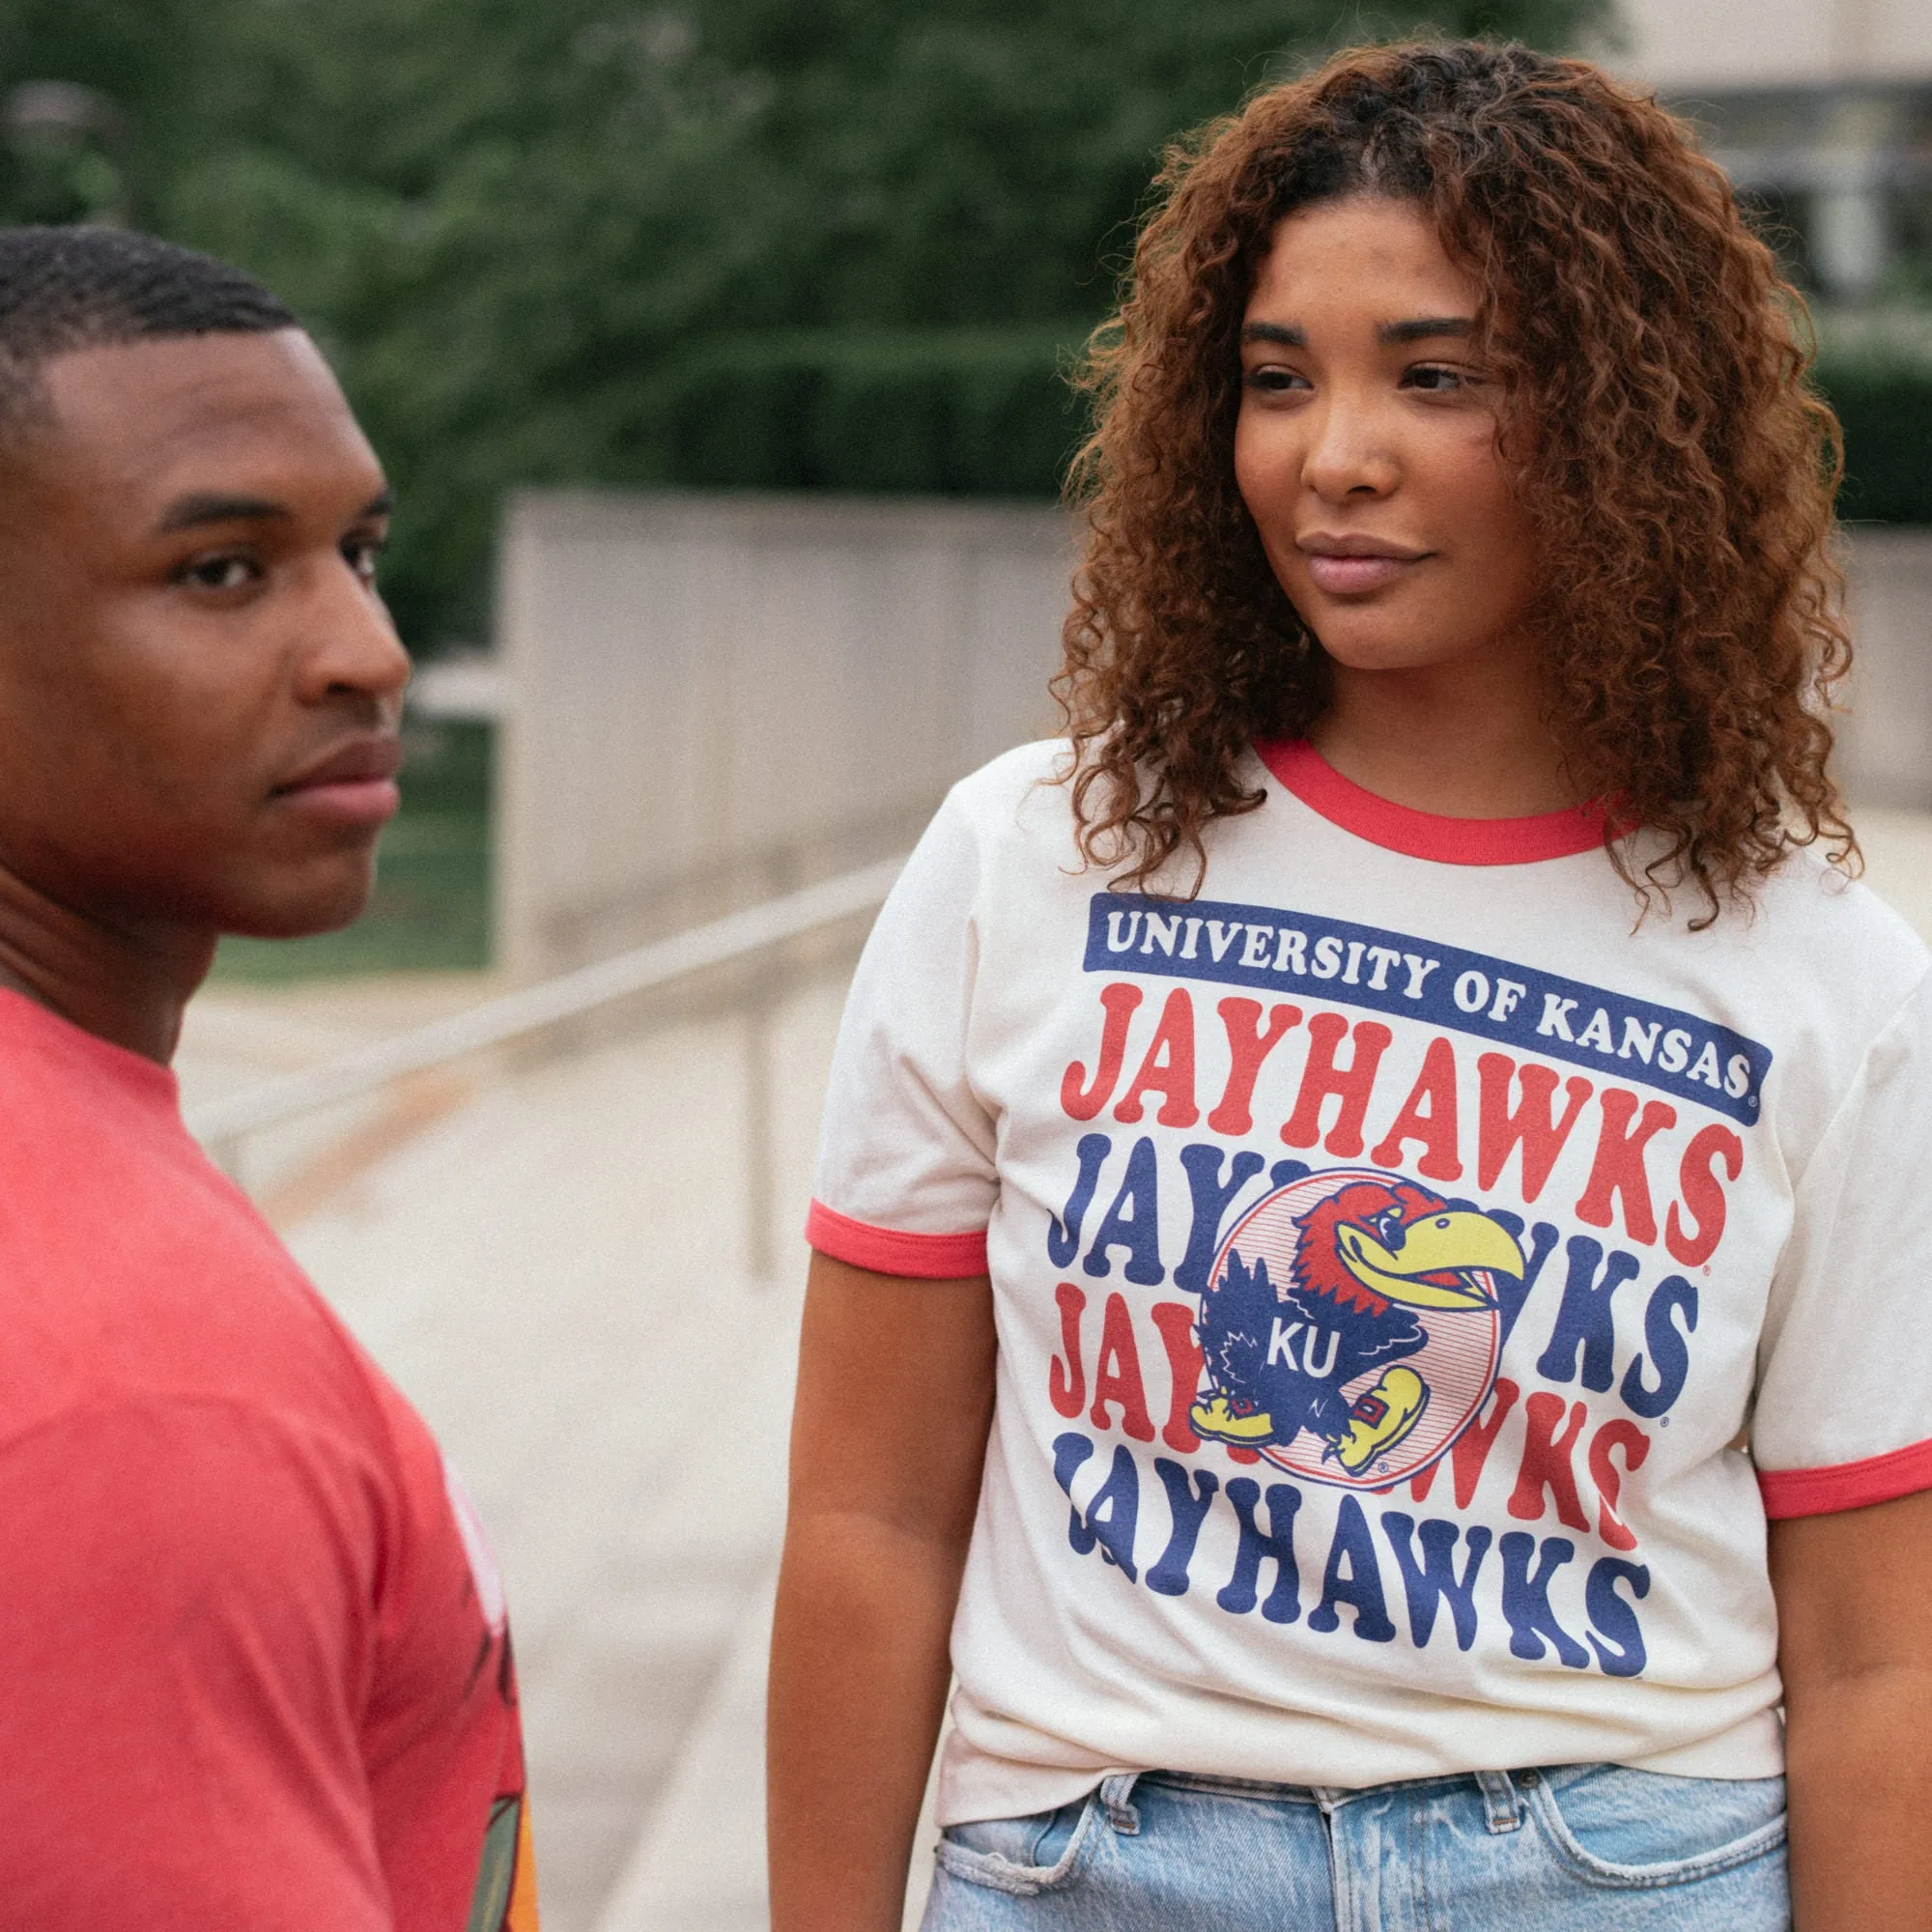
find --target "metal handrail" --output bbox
[186,855,906,1148]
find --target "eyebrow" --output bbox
[153,486,394,536]
[1240,322,1306,348]
[1240,317,1474,351]
[1377,317,1473,345]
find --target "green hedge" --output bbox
[646,327,1932,523]
[1815,354,1932,525]
[650,327,1088,497]
[320,310,1929,650]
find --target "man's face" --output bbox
[0,327,409,943]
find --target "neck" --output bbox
[0,865,213,1065]
[1310,638,1572,819]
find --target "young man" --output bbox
[0,226,536,1930]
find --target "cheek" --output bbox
[86,623,274,806]
[1233,411,1300,531]
[1433,435,1537,580]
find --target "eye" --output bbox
[1243,364,1311,395]
[1401,363,1470,394]
[342,533,386,586]
[174,552,261,593]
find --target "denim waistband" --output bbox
[1138,1765,1544,1832]
[927,1761,1789,1929]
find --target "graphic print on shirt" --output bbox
[1043,891,1764,1679]
[469,1795,540,1932]
[445,1455,541,1932]
[1192,1168,1520,1486]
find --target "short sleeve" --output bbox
[0,1398,391,1930]
[808,786,998,1277]
[1754,969,1932,1517]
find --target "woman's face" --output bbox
[1234,196,1541,680]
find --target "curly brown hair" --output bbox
[1057,39,1853,923]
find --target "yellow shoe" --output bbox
[1330,1368,1430,1473]
[1191,1394,1277,1444]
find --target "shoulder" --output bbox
[1744,846,1928,1026]
[935,737,1077,841]
[0,1036,426,1514]
[889,738,1081,913]
[0,1145,405,1452]
[1686,848,1932,1148]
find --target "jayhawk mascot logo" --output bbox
[1191,1168,1524,1487]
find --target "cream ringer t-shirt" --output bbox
[809,737,1932,1828]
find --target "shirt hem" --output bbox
[805,1201,989,1279]
[935,1715,1785,1828]
[1758,1436,1932,1518]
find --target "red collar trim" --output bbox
[1256,738,1608,867]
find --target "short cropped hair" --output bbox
[0,225,297,440]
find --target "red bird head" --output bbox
[1292,1179,1523,1318]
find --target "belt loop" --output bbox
[1474,1769,1521,1834]
[1098,1772,1142,1835]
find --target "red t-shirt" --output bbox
[0,990,538,1930]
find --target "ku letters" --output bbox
[1036,895,1762,1681]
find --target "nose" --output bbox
[295,557,412,710]
[1301,388,1400,503]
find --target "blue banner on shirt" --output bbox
[1082,893,1771,1125]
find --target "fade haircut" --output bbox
[0,226,297,444]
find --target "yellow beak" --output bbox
[1336,1208,1525,1311]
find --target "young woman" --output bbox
[769,41,1932,1931]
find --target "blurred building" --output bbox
[1610,0,1932,300]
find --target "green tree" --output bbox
[0,0,1609,646]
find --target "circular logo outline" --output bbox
[1200,1165,1508,1491]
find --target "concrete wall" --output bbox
[495,492,1074,981]
[1609,0,1932,89]
[494,493,1932,981]
[1834,528,1932,810]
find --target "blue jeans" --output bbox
[923,1764,1788,1930]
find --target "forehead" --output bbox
[30,330,380,507]
[1246,198,1474,312]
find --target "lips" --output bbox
[272,733,403,828]
[1298,535,1432,597]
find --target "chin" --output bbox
[217,862,378,940]
[1307,625,1456,674]
[1303,606,1498,676]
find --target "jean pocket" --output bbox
[934,1795,1098,1896]
[1526,1765,1787,1889]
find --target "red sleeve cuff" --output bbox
[1758,1437,1932,1519]
[805,1201,989,1279]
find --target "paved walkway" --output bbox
[176,808,1932,1932]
